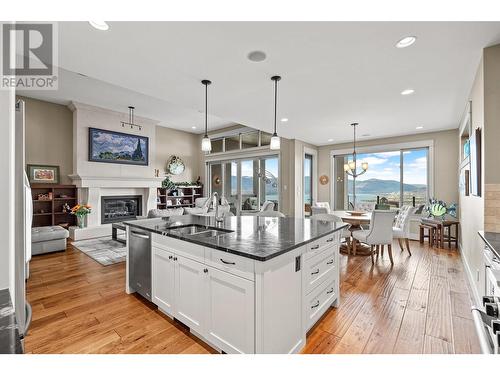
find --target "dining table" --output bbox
[331,210,372,256]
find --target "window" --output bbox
[304,154,313,216]
[208,155,280,215]
[335,147,429,209]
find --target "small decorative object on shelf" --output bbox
[70,204,92,229]
[37,193,52,201]
[62,203,71,213]
[425,198,457,220]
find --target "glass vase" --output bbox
[77,215,85,228]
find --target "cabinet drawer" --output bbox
[305,246,336,294]
[152,233,205,263]
[306,234,337,259]
[305,276,337,331]
[207,249,255,281]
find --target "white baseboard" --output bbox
[459,243,481,306]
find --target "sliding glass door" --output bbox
[333,147,429,210]
[208,155,279,215]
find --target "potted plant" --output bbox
[70,204,92,228]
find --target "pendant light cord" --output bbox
[274,78,278,135]
[205,82,208,136]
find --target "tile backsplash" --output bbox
[485,184,500,232]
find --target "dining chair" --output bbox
[354,202,376,212]
[311,213,352,253]
[255,210,286,218]
[393,205,417,256]
[352,210,397,264]
[311,202,331,215]
[260,200,275,212]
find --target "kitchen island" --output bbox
[125,215,347,354]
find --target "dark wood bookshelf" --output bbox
[156,185,203,210]
[30,184,78,229]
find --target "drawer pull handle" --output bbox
[203,268,208,273]
[168,255,173,260]
[327,288,334,294]
[311,245,320,250]
[173,257,178,261]
[311,301,320,309]
[220,258,236,265]
[311,269,320,275]
[326,238,334,242]
[327,259,334,265]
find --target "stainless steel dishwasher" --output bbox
[129,228,152,301]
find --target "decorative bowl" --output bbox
[346,211,366,216]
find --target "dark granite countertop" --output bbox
[479,231,500,259]
[0,288,23,354]
[125,215,348,261]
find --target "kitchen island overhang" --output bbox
[124,215,348,354]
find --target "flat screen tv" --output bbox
[88,127,149,166]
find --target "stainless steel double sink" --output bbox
[167,224,233,239]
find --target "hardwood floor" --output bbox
[24,239,480,354]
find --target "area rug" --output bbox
[72,236,126,266]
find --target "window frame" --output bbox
[330,140,433,210]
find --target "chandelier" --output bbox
[343,123,368,209]
[343,123,368,177]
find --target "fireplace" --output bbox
[101,195,142,224]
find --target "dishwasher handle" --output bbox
[130,231,150,240]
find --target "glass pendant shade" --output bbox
[361,162,368,171]
[343,164,350,172]
[201,135,212,152]
[270,133,280,150]
[348,161,356,170]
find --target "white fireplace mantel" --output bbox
[69,174,164,188]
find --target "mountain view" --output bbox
[348,178,426,194]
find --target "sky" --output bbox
[346,149,428,185]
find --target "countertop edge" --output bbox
[478,230,500,259]
[0,288,23,354]
[125,221,349,262]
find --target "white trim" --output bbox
[303,146,318,217]
[459,243,481,306]
[329,140,434,209]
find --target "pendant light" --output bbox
[270,75,281,150]
[343,123,368,208]
[201,79,212,152]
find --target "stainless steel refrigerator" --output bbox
[14,99,32,345]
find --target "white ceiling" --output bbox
[18,21,500,145]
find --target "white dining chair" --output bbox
[255,211,286,218]
[260,200,275,212]
[311,213,352,253]
[354,202,376,212]
[393,205,416,256]
[352,210,397,264]
[311,202,331,215]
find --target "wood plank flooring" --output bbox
[24,239,480,354]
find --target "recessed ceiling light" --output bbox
[327,138,333,142]
[416,126,424,130]
[88,21,109,31]
[247,50,267,62]
[401,89,415,96]
[396,36,417,48]
[280,118,288,122]
[191,126,197,130]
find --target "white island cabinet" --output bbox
[145,231,340,354]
